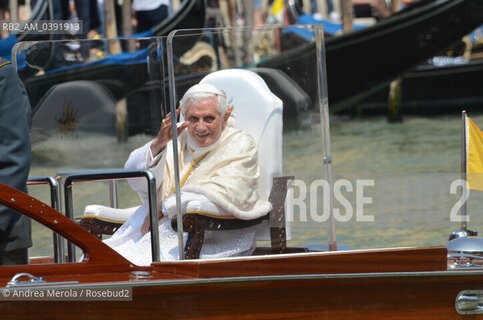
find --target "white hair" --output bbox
[180,83,227,117]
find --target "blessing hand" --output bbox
[150,107,189,156]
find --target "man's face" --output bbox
[185,96,228,147]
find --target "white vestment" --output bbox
[104,124,272,265]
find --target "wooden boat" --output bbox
[1,181,483,319]
[6,24,483,319]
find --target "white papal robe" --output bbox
[104,123,272,265]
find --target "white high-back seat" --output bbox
[200,69,282,201]
[200,69,289,241]
[84,69,291,241]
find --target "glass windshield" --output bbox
[165,25,335,256]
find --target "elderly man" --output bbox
[104,83,272,265]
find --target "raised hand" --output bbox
[150,107,189,156]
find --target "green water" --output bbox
[27,113,483,257]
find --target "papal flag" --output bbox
[466,114,483,190]
[270,0,285,23]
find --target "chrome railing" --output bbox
[61,169,159,262]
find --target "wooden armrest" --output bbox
[171,214,267,232]
[268,176,293,254]
[171,213,267,260]
[77,217,122,240]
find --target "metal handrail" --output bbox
[62,169,159,263]
[27,176,64,263]
[57,170,120,210]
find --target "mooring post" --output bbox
[387,78,403,122]
[116,98,128,142]
[340,0,354,33]
[104,0,122,54]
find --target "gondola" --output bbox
[259,0,483,112]
[353,56,483,115]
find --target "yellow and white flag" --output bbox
[269,0,285,24]
[466,115,483,190]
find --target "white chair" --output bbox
[200,69,291,242]
[80,69,293,257]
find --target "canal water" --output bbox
[27,112,483,257]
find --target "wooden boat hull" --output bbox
[3,270,483,319]
[357,58,483,115]
[0,242,480,319]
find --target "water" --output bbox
[27,113,483,257]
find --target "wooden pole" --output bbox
[387,78,402,122]
[119,0,133,140]
[245,0,254,27]
[303,0,311,14]
[317,0,328,18]
[462,34,472,60]
[9,0,18,21]
[244,0,254,65]
[340,0,354,33]
[104,0,122,53]
[104,0,126,141]
[116,99,129,142]
[391,0,401,12]
[172,0,180,12]
[121,0,136,52]
[122,0,133,37]
[228,0,241,66]
[386,1,403,122]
